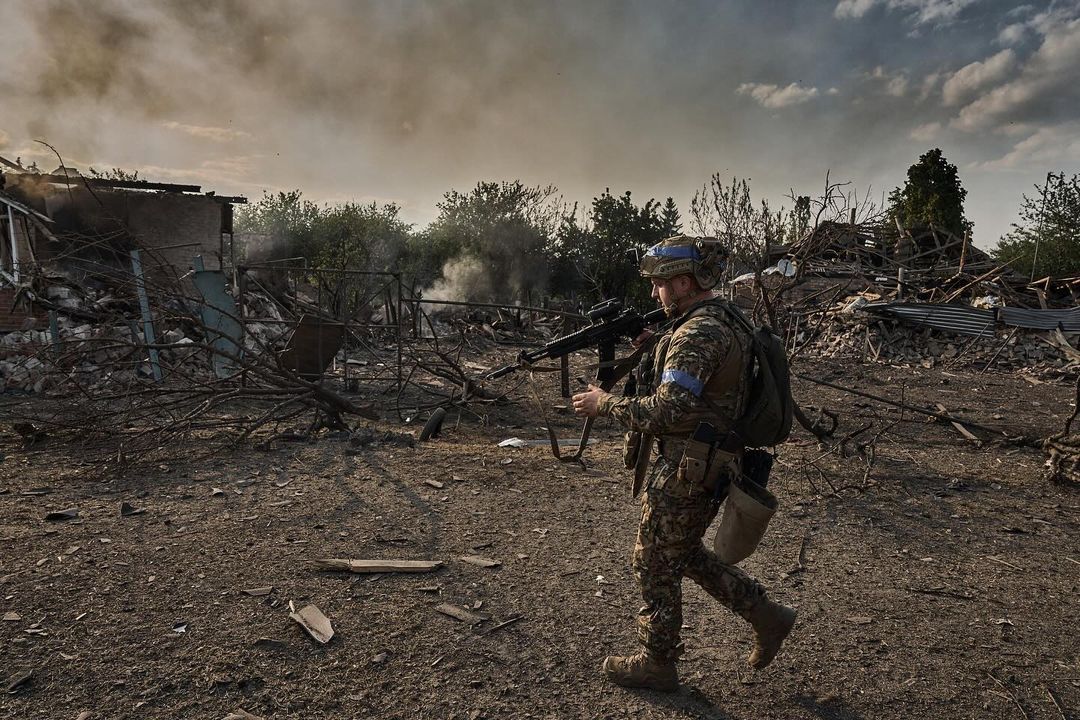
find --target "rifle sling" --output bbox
[544,341,657,463]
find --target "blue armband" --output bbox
[661,369,704,397]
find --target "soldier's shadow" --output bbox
[792,692,865,720]
[623,685,734,719]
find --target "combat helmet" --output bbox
[639,235,728,290]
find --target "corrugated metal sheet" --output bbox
[1000,306,1080,332]
[863,302,997,337]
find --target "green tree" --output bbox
[993,172,1080,278]
[233,190,321,262]
[660,197,682,237]
[418,181,561,301]
[789,195,811,242]
[887,148,972,237]
[550,190,668,305]
[313,202,411,273]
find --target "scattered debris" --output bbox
[460,555,500,569]
[371,652,388,664]
[424,479,445,489]
[5,669,33,694]
[224,710,264,720]
[44,508,78,522]
[289,604,334,644]
[482,615,524,636]
[241,587,273,597]
[172,621,188,634]
[434,603,488,625]
[119,501,146,517]
[3,612,21,622]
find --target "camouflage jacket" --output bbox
[597,300,751,437]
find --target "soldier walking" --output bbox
[572,235,796,692]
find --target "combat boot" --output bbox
[602,652,679,692]
[746,598,797,669]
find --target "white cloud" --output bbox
[736,82,820,108]
[952,18,1080,132]
[977,122,1080,170]
[942,49,1016,106]
[161,121,252,143]
[910,121,942,141]
[997,22,1028,46]
[834,0,877,19]
[835,0,978,26]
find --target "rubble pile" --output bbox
[0,274,294,394]
[796,302,1077,371]
[751,221,1080,375]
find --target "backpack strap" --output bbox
[665,298,755,425]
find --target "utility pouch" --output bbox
[712,475,778,565]
[623,431,642,470]
[679,437,711,485]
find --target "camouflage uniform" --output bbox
[598,299,767,661]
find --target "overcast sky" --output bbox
[1,0,1078,247]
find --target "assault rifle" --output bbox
[487,299,667,382]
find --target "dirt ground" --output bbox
[1,355,1078,719]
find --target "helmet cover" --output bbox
[640,235,728,290]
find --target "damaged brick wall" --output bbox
[0,287,48,332]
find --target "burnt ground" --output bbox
[0,356,1078,719]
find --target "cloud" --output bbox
[977,122,1080,170]
[910,121,942,141]
[952,18,1080,131]
[161,121,252,142]
[0,128,9,149]
[919,71,942,101]
[867,66,909,96]
[736,82,820,108]
[997,22,1028,46]
[941,49,1016,106]
[834,0,978,26]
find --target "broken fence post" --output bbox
[130,249,163,382]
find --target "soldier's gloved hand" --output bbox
[632,330,655,349]
[572,384,606,418]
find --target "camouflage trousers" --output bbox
[632,460,766,661]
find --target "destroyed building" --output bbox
[732,219,1080,373]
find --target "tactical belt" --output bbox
[656,422,744,494]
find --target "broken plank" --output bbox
[312,559,443,574]
[934,403,982,446]
[459,555,500,569]
[435,603,488,625]
[482,615,524,635]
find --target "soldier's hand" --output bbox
[631,329,655,348]
[572,384,604,418]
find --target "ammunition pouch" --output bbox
[671,422,744,493]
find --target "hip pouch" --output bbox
[712,475,778,565]
[677,422,742,492]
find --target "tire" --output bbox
[418,407,447,441]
